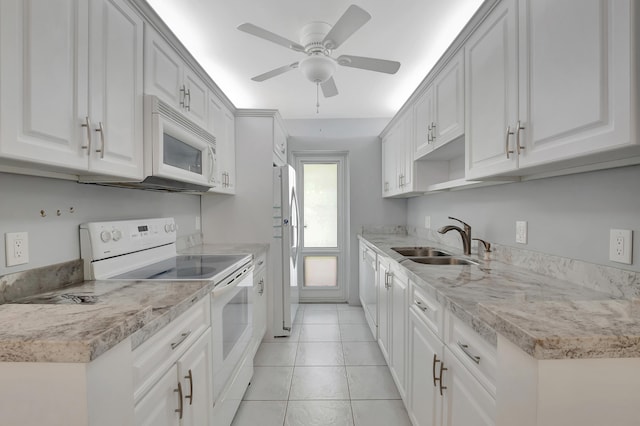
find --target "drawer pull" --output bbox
[170,331,191,350]
[432,354,440,387]
[258,259,264,266]
[414,300,428,312]
[174,382,184,419]
[457,341,481,364]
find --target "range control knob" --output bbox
[100,231,111,243]
[164,224,172,233]
[170,223,176,232]
[111,229,122,241]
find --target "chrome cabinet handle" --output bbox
[516,120,525,155]
[185,89,191,111]
[438,362,448,396]
[431,122,436,142]
[414,300,428,312]
[433,354,447,395]
[170,331,191,350]
[258,278,264,295]
[95,122,105,159]
[505,126,515,159]
[427,124,433,143]
[184,369,194,405]
[81,116,92,152]
[174,382,184,419]
[457,341,481,364]
[258,259,264,266]
[384,271,392,289]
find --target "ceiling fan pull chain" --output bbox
[316,82,320,114]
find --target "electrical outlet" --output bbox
[609,229,632,264]
[5,232,29,266]
[424,215,431,229]
[516,221,527,244]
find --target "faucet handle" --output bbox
[472,238,491,253]
[448,216,471,230]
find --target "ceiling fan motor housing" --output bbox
[300,21,332,50]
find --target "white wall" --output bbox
[287,118,407,304]
[407,164,640,273]
[0,172,201,276]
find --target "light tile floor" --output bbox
[232,303,412,426]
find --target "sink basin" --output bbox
[392,247,451,257]
[406,256,479,266]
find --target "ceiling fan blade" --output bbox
[337,55,401,74]
[321,77,339,98]
[238,23,305,52]
[323,5,371,50]
[251,62,299,82]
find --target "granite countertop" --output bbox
[0,243,268,363]
[359,233,640,360]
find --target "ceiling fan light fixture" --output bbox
[299,54,336,83]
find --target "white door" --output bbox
[134,364,180,426]
[87,0,143,179]
[0,0,89,171]
[442,347,496,426]
[465,0,519,179]
[294,152,349,302]
[408,307,443,426]
[178,330,213,426]
[517,0,633,168]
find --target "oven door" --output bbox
[211,267,254,401]
[150,107,216,187]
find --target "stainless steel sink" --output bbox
[406,256,479,266]
[391,247,451,257]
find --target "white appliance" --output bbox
[79,217,254,419]
[89,96,217,192]
[272,165,300,336]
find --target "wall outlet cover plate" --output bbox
[516,221,527,244]
[609,229,632,264]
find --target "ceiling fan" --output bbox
[237,4,401,102]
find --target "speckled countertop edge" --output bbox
[359,234,640,359]
[0,243,268,363]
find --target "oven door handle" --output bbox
[212,265,254,297]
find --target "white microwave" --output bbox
[143,95,217,191]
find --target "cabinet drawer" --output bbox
[445,312,497,397]
[409,282,444,339]
[132,297,210,402]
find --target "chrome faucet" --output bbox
[438,216,472,255]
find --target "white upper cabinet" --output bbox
[0,0,143,179]
[273,118,288,166]
[466,0,636,180]
[416,52,465,160]
[206,92,235,194]
[87,0,144,179]
[516,0,634,168]
[145,27,208,129]
[464,0,519,179]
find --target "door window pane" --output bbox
[303,256,337,287]
[303,163,337,248]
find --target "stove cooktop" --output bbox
[110,254,251,281]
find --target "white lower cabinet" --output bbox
[252,252,268,346]
[389,266,408,400]
[358,240,378,338]
[135,364,181,426]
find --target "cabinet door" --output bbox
[273,120,287,165]
[183,68,208,129]
[222,108,236,192]
[0,0,89,171]
[134,364,180,426]
[465,0,519,179]
[399,114,413,190]
[517,0,633,168]
[145,27,184,109]
[414,87,435,158]
[178,329,213,426]
[389,272,407,399]
[433,52,464,148]
[442,347,496,426]
[87,0,143,179]
[207,94,226,189]
[253,266,267,343]
[407,307,443,426]
[381,135,397,196]
[377,259,391,363]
